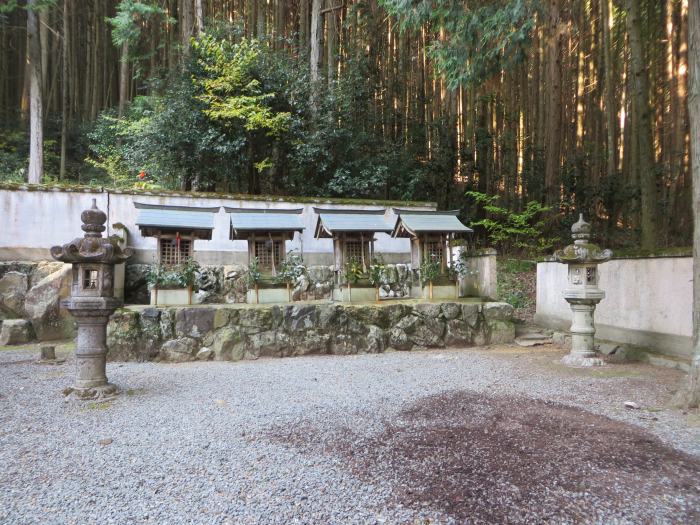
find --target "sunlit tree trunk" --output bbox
[60,0,70,180]
[118,40,128,118]
[194,0,204,35]
[601,0,616,181]
[673,0,700,408]
[544,0,562,206]
[27,0,43,184]
[310,0,322,84]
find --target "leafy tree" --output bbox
[192,36,295,193]
[380,0,539,88]
[108,1,169,48]
[467,191,557,256]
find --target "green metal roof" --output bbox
[225,208,305,237]
[134,202,218,231]
[392,210,472,237]
[314,208,394,238]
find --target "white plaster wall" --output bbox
[1,188,435,262]
[1,188,106,255]
[536,257,693,358]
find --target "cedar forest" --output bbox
[0,0,694,253]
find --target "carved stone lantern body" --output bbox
[554,215,612,366]
[51,199,132,399]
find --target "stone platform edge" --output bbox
[107,300,516,362]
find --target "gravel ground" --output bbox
[1,342,699,524]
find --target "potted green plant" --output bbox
[147,259,200,305]
[273,252,307,302]
[343,257,365,302]
[419,255,441,300]
[246,256,262,304]
[367,257,386,303]
[448,252,471,298]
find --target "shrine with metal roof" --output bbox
[314,208,394,273]
[392,209,472,272]
[134,202,219,266]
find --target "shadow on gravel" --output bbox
[269,391,700,523]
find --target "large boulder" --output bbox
[0,319,34,345]
[23,264,74,341]
[483,302,515,322]
[161,337,199,362]
[444,319,472,347]
[196,266,222,293]
[221,264,248,303]
[138,308,167,360]
[0,262,35,280]
[440,302,462,321]
[395,264,409,283]
[382,265,399,285]
[292,274,311,301]
[246,330,291,359]
[107,309,142,361]
[174,307,215,339]
[211,327,244,361]
[0,271,29,317]
[487,320,516,344]
[289,330,330,355]
[29,261,64,288]
[307,265,333,284]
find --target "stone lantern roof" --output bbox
[50,199,133,264]
[554,214,612,264]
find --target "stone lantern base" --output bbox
[561,301,605,367]
[61,298,122,401]
[561,354,605,367]
[63,383,119,401]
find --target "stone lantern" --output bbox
[51,199,133,399]
[554,214,612,366]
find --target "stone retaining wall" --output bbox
[107,301,515,362]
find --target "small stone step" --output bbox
[0,319,34,345]
[515,323,553,337]
[514,333,553,347]
[646,354,690,373]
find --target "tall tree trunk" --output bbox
[256,0,265,38]
[194,0,204,35]
[181,0,194,60]
[60,0,70,180]
[299,0,309,55]
[310,0,322,84]
[673,0,700,408]
[27,0,43,184]
[39,5,48,105]
[544,0,563,206]
[601,0,617,181]
[275,0,285,49]
[626,0,658,250]
[118,40,128,118]
[326,0,337,84]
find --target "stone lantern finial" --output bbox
[553,214,612,367]
[51,200,133,400]
[571,214,591,243]
[80,198,107,237]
